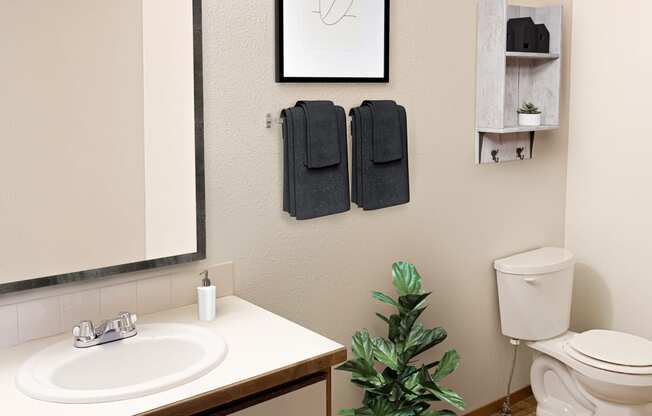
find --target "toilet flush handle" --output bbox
[524,277,539,284]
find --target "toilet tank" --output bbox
[494,247,575,341]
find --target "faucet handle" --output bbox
[73,320,95,340]
[118,312,137,331]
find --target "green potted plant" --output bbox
[518,102,542,126]
[337,262,464,416]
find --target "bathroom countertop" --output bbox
[0,296,346,415]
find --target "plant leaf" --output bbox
[372,337,400,371]
[412,327,447,357]
[399,307,426,338]
[339,407,374,416]
[418,369,464,411]
[336,359,378,379]
[404,323,427,352]
[392,262,422,296]
[432,350,460,382]
[421,411,456,416]
[367,398,396,416]
[389,410,417,416]
[398,293,430,311]
[389,314,402,342]
[352,330,375,364]
[429,386,465,411]
[373,291,400,308]
[376,313,391,324]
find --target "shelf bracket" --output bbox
[530,131,536,159]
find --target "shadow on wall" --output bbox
[570,263,613,332]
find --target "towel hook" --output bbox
[266,113,284,129]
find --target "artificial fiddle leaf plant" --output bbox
[337,262,464,416]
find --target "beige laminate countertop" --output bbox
[0,296,345,415]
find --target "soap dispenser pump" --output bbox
[197,270,216,321]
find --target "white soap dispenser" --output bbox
[197,271,216,321]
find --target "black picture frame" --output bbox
[275,0,390,83]
[0,0,206,295]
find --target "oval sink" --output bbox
[16,323,228,403]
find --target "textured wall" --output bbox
[202,0,571,413]
[565,0,652,340]
[0,0,571,413]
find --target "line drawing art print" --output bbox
[313,0,356,26]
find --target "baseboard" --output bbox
[465,386,533,416]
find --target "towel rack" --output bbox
[266,113,284,128]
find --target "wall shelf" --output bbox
[505,51,560,59]
[475,0,562,164]
[477,125,559,134]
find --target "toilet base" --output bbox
[592,403,652,416]
[531,354,652,416]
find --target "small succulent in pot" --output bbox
[517,102,542,126]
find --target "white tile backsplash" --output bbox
[60,290,101,331]
[170,272,199,309]
[0,262,234,347]
[137,276,171,315]
[0,305,18,348]
[100,283,138,319]
[17,297,61,343]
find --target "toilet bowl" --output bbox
[529,332,652,415]
[494,248,652,416]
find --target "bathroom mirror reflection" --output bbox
[0,0,205,293]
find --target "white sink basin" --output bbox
[16,323,228,403]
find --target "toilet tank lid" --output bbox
[494,247,575,275]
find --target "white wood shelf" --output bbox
[477,125,559,134]
[475,0,562,164]
[506,51,560,59]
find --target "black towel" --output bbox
[362,100,404,163]
[297,101,341,168]
[282,103,350,220]
[351,101,409,210]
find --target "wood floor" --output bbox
[491,396,537,416]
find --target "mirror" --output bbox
[0,0,205,294]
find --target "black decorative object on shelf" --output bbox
[507,17,538,53]
[535,24,550,53]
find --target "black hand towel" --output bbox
[282,104,350,220]
[351,101,409,211]
[362,100,404,163]
[297,101,341,168]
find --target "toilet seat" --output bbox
[564,330,652,375]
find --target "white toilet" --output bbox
[495,247,652,416]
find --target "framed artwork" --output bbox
[276,0,390,83]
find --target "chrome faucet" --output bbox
[72,312,138,348]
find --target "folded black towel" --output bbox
[297,101,341,168]
[282,103,350,220]
[351,101,409,210]
[362,100,404,163]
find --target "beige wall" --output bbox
[565,0,652,340]
[202,0,571,413]
[0,0,572,414]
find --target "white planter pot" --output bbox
[518,113,542,127]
